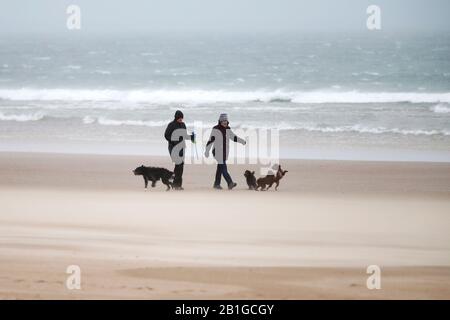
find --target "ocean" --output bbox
[0,33,449,161]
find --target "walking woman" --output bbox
[204,113,246,190]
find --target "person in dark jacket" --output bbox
[204,113,246,190]
[164,110,194,190]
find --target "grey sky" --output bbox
[1,0,449,35]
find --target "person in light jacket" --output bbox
[205,113,246,190]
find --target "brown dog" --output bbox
[256,165,288,191]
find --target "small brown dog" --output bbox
[256,165,288,191]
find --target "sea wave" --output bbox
[81,116,450,136]
[1,111,448,136]
[1,88,450,104]
[296,125,450,136]
[431,103,450,114]
[82,116,167,127]
[238,123,449,135]
[0,112,45,122]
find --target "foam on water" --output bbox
[1,88,450,104]
[0,112,45,122]
[83,116,168,127]
[294,124,450,136]
[76,116,449,136]
[431,103,450,114]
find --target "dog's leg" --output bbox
[144,176,148,189]
[275,181,280,191]
[162,178,171,191]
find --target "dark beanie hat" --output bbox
[174,110,184,120]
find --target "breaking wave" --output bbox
[2,110,448,137]
[1,88,450,104]
[0,112,45,122]
[81,116,450,136]
[431,103,450,114]
[296,125,450,136]
[82,116,167,127]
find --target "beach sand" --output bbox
[0,152,449,299]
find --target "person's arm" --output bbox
[164,122,174,142]
[229,129,246,145]
[204,132,215,155]
[181,123,194,142]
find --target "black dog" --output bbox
[133,165,174,191]
[244,170,257,190]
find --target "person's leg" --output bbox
[214,164,222,187]
[173,162,184,188]
[178,162,184,187]
[221,162,233,186]
[173,164,179,186]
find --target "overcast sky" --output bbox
[1,0,450,35]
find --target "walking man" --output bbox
[164,110,194,190]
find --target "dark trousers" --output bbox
[173,162,184,188]
[169,145,184,188]
[214,162,233,187]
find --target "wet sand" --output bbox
[0,152,449,299]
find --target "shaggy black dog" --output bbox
[133,165,174,191]
[244,170,257,190]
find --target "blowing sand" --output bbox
[0,152,449,299]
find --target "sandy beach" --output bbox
[0,151,449,299]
